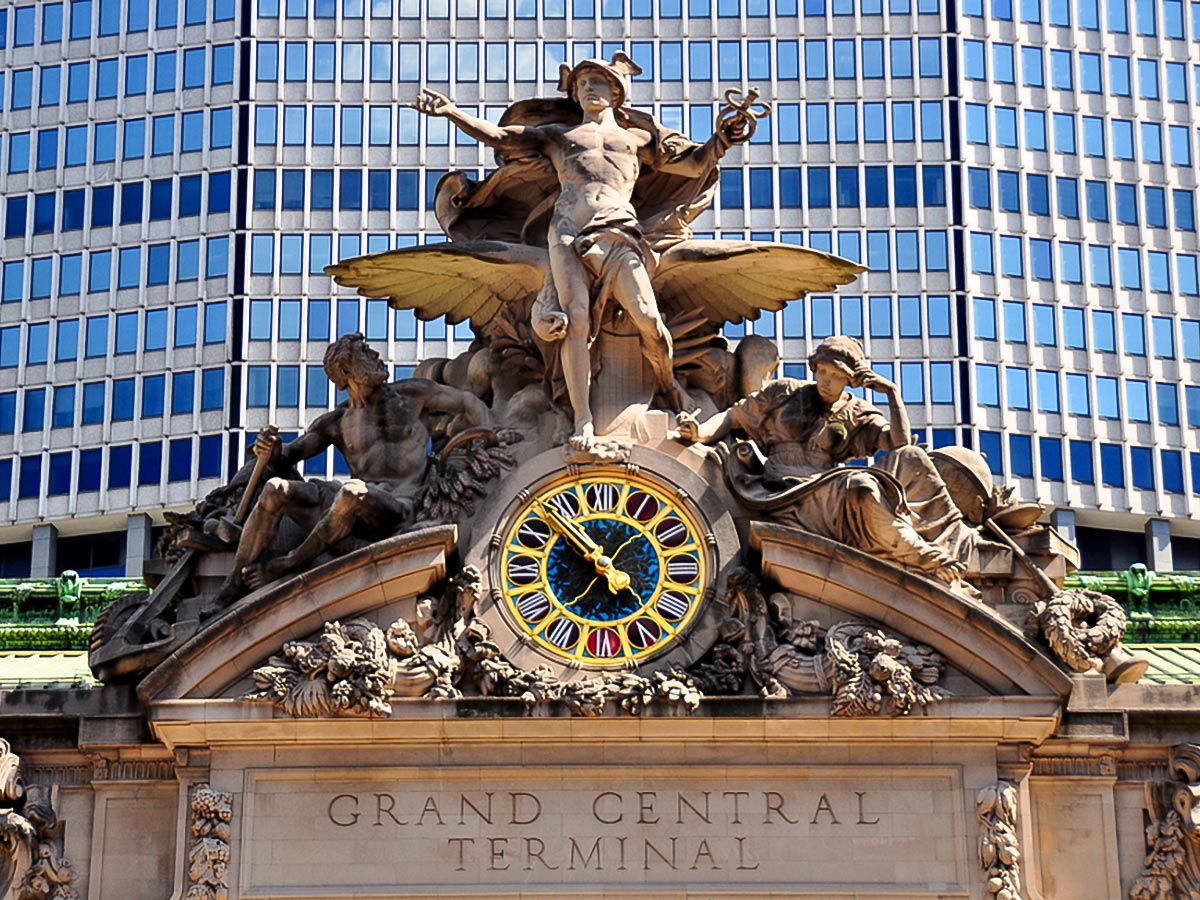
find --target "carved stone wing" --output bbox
[325,240,550,329]
[653,240,865,326]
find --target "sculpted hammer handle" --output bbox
[234,426,278,525]
[983,518,1059,598]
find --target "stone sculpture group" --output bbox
[88,54,1143,713]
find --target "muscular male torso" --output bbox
[544,121,652,235]
[322,385,433,495]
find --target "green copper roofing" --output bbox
[1064,566,1200,643]
[0,571,149,650]
[0,567,1197,666]
[1123,644,1200,685]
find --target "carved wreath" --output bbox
[1033,588,1127,673]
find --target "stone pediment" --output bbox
[137,525,457,707]
[134,495,1072,728]
[751,521,1074,699]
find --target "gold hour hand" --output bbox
[537,503,632,594]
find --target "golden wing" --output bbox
[325,240,549,328]
[653,240,865,325]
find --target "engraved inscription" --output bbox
[240,766,967,895]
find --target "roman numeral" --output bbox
[655,518,687,547]
[586,482,619,511]
[666,555,699,583]
[587,628,619,658]
[507,556,541,584]
[627,618,661,649]
[548,491,580,517]
[626,491,659,521]
[517,591,550,622]
[546,618,580,649]
[517,519,550,549]
[656,591,690,620]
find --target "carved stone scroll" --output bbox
[0,741,77,900]
[16,788,77,900]
[1131,743,1200,900]
[187,785,232,900]
[977,781,1023,900]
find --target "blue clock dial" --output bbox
[497,470,709,667]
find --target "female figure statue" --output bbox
[676,336,980,591]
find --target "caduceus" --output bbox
[717,86,772,143]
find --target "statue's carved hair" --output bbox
[323,331,368,389]
[807,335,866,382]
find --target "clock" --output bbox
[488,465,714,670]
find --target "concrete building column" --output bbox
[125,514,154,579]
[1050,508,1077,546]
[1145,518,1173,572]
[30,523,59,578]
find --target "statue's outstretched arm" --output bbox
[674,409,733,445]
[408,87,541,152]
[276,412,338,468]
[654,87,768,178]
[653,128,732,179]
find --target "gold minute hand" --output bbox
[537,503,632,594]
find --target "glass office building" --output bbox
[0,0,1197,575]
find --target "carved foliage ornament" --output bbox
[187,785,232,900]
[0,740,77,900]
[977,781,1023,900]
[244,617,461,717]
[699,572,949,716]
[244,567,948,718]
[1132,743,1200,900]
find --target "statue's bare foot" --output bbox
[209,578,245,609]
[243,558,291,589]
[930,560,965,584]
[568,422,596,451]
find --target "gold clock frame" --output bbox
[494,466,712,669]
[467,445,743,681]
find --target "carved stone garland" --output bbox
[186,785,232,900]
[1131,743,1200,900]
[977,781,1023,900]
[244,567,950,718]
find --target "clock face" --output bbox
[495,469,710,668]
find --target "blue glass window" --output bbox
[1057,177,1079,218]
[168,439,192,482]
[890,39,912,77]
[18,456,41,499]
[1086,181,1109,221]
[1070,441,1093,484]
[1009,434,1033,477]
[138,441,161,487]
[1040,438,1063,481]
[804,41,826,79]
[1175,190,1196,231]
[79,382,104,425]
[1162,451,1184,494]
[23,388,45,432]
[171,371,194,415]
[807,169,830,208]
